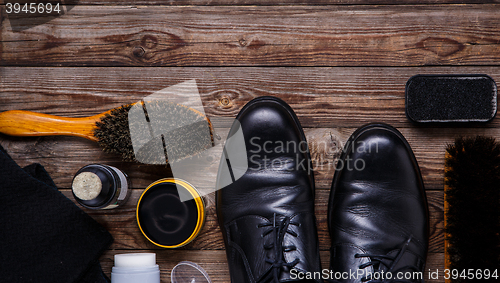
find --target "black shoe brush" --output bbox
[444,136,500,282]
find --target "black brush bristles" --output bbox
[445,136,500,281]
[94,104,136,162]
[94,102,214,164]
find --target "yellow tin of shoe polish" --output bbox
[137,178,205,248]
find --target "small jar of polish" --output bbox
[72,164,131,209]
[137,178,206,248]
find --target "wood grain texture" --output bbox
[0,67,498,233]
[2,5,500,67]
[99,250,445,283]
[1,0,492,278]
[1,66,499,128]
[2,0,498,5]
[1,66,499,190]
[59,189,444,253]
[0,109,108,141]
[2,126,499,190]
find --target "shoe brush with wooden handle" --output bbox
[0,101,214,164]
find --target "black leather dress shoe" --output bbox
[216,96,321,283]
[328,123,428,283]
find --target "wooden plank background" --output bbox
[2,5,500,67]
[1,1,499,282]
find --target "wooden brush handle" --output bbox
[0,110,107,141]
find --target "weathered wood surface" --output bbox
[1,66,499,128]
[1,0,498,5]
[1,66,496,282]
[1,128,447,281]
[100,250,445,283]
[2,126,499,190]
[2,0,497,279]
[99,250,445,283]
[58,189,444,253]
[1,67,499,192]
[2,5,500,67]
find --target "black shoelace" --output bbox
[354,236,422,283]
[257,213,301,283]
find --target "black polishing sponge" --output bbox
[405,74,497,123]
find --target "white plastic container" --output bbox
[111,253,160,283]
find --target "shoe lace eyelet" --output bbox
[353,237,419,283]
[258,214,301,282]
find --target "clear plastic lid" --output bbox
[171,261,212,283]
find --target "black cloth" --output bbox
[0,144,113,283]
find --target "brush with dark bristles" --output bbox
[444,136,500,283]
[0,101,214,164]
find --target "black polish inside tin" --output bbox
[137,179,204,248]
